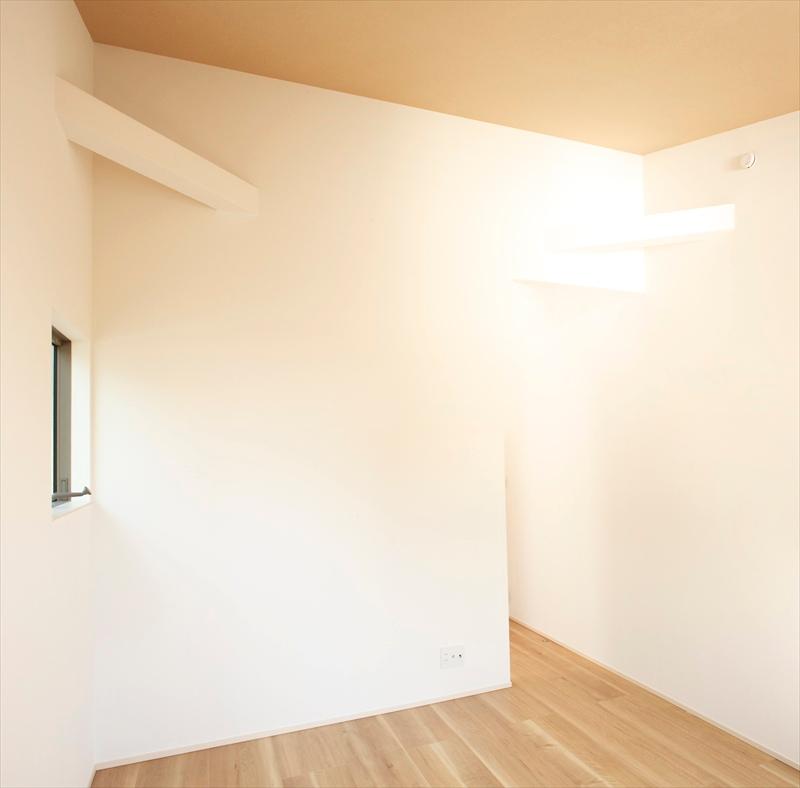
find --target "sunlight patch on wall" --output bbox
[517,250,646,293]
[514,204,735,293]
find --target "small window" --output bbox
[52,327,71,506]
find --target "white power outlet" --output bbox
[440,646,465,669]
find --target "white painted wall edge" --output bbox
[550,203,736,253]
[54,77,259,214]
[93,682,512,770]
[510,617,800,771]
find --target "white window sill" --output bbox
[52,496,93,520]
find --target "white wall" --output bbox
[508,112,800,765]
[4,9,792,776]
[90,44,642,765]
[0,2,95,786]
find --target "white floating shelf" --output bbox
[55,78,258,215]
[549,203,735,253]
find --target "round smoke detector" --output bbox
[740,152,757,169]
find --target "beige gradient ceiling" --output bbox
[75,0,800,154]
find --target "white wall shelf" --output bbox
[55,78,259,215]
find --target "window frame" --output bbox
[51,327,71,506]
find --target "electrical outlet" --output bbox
[440,646,465,669]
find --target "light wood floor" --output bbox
[94,621,799,788]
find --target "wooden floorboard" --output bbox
[93,621,799,787]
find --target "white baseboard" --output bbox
[94,681,512,771]
[509,615,800,771]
